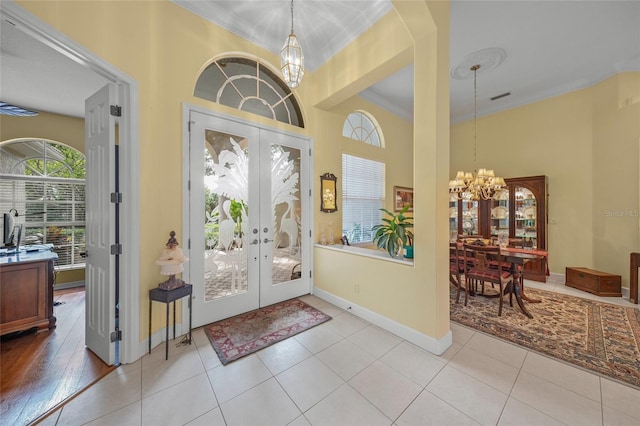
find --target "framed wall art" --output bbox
[394,186,414,212]
[320,173,337,213]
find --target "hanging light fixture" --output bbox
[280,0,304,89]
[449,64,506,200]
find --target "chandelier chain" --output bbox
[472,64,479,169]
[290,0,294,34]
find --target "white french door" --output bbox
[84,84,116,365]
[187,110,311,327]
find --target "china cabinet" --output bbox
[450,175,548,281]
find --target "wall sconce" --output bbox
[320,173,337,213]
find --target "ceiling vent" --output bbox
[490,92,511,101]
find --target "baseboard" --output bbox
[312,288,452,356]
[54,280,85,290]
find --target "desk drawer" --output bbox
[565,267,621,297]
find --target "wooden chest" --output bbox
[565,267,622,297]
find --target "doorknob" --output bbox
[250,239,259,245]
[263,238,273,243]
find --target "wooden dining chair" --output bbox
[449,242,465,304]
[462,243,514,315]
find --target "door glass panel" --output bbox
[449,194,459,241]
[270,144,301,285]
[490,190,509,240]
[515,187,537,249]
[203,130,249,301]
[461,200,478,235]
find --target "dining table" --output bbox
[499,248,547,318]
[456,240,548,318]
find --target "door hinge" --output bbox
[309,230,312,238]
[309,270,312,278]
[110,105,122,117]
[309,148,312,156]
[110,244,122,255]
[188,180,191,191]
[110,192,123,203]
[110,329,122,342]
[188,239,191,250]
[309,189,312,197]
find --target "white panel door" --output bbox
[84,84,116,365]
[187,110,310,327]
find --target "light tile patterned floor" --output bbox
[41,281,640,426]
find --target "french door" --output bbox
[187,110,311,327]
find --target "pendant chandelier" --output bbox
[280,0,304,89]
[449,64,506,200]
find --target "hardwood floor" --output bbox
[1,287,115,426]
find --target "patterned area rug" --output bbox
[204,298,331,365]
[450,287,640,388]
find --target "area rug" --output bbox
[204,298,331,365]
[450,286,640,388]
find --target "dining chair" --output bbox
[462,243,514,315]
[449,242,465,304]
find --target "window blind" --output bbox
[0,176,86,269]
[341,154,385,243]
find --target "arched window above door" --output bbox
[194,56,304,128]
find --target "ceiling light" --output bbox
[280,0,304,89]
[449,64,506,201]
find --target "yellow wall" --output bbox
[312,0,451,344]
[0,111,85,151]
[1,111,86,285]
[451,72,640,288]
[15,0,450,348]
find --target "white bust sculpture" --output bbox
[155,231,189,290]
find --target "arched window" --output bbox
[341,110,385,243]
[194,56,304,128]
[342,110,383,147]
[0,139,86,269]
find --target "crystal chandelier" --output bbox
[449,64,506,200]
[280,0,304,89]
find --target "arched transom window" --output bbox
[194,56,304,128]
[342,110,383,147]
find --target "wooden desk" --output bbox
[0,249,58,336]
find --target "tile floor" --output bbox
[40,280,640,426]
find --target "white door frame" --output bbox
[181,104,314,325]
[1,2,142,364]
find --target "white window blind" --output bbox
[0,140,86,270]
[0,176,86,269]
[342,154,385,243]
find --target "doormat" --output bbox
[450,286,640,389]
[204,298,331,365]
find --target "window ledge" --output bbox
[314,243,413,266]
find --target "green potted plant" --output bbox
[372,205,414,258]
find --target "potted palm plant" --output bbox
[372,205,414,258]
